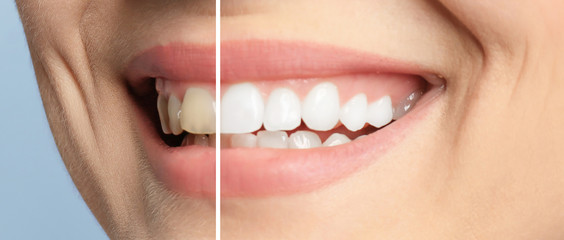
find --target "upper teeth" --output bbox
[156,79,421,148]
[220,82,394,134]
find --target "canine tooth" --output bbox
[157,94,172,134]
[257,131,289,149]
[323,133,351,147]
[367,95,393,128]
[180,88,216,134]
[193,134,209,147]
[168,95,183,135]
[302,82,340,131]
[263,88,301,131]
[209,134,216,147]
[221,83,264,134]
[339,94,367,132]
[288,131,322,149]
[356,135,367,140]
[230,133,258,148]
[393,90,423,120]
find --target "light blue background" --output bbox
[0,2,108,239]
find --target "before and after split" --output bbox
[10,0,564,239]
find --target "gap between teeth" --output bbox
[155,79,423,148]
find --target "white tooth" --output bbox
[339,94,367,132]
[288,131,322,149]
[322,133,351,147]
[180,88,216,134]
[263,88,301,131]
[157,94,172,134]
[367,95,393,128]
[168,95,183,135]
[356,135,367,140]
[257,131,288,149]
[193,134,209,147]
[209,134,216,147]
[302,82,340,131]
[393,90,423,120]
[221,83,264,134]
[230,133,258,148]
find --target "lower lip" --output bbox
[134,85,442,198]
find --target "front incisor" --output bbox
[180,88,216,134]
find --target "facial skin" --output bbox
[16,1,215,239]
[17,0,564,240]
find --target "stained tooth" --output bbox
[209,134,216,147]
[263,88,301,131]
[288,131,322,149]
[367,95,393,128]
[322,133,351,147]
[180,88,216,134]
[302,82,340,131]
[181,134,190,146]
[230,133,258,148]
[257,131,289,149]
[339,94,367,132]
[168,95,183,135]
[157,94,172,134]
[193,134,209,147]
[221,83,264,134]
[155,78,165,94]
[393,90,423,120]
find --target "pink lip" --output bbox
[126,40,442,198]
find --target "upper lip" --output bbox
[125,39,444,198]
[125,39,441,84]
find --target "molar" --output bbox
[393,89,423,120]
[302,82,340,131]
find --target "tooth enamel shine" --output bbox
[340,93,367,132]
[367,95,393,128]
[221,83,264,134]
[288,131,322,149]
[263,88,301,131]
[302,82,340,131]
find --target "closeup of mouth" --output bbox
[125,40,445,198]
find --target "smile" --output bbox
[125,40,445,198]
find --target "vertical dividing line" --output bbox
[215,0,221,239]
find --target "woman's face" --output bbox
[17,0,564,239]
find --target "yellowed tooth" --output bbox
[193,134,209,147]
[181,134,190,146]
[168,95,183,135]
[180,88,216,134]
[157,94,172,134]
